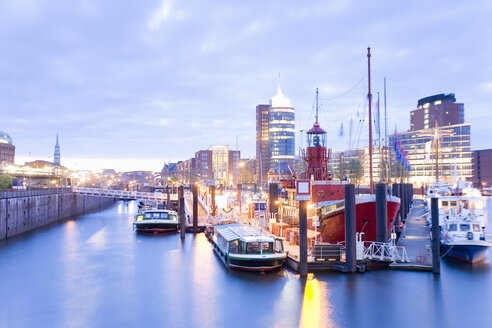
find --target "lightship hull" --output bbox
[319,197,400,243]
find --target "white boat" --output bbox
[440,216,491,263]
[133,209,179,233]
[211,224,286,272]
[426,181,486,229]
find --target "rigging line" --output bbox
[318,78,364,101]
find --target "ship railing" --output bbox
[363,242,409,263]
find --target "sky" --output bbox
[1,0,492,172]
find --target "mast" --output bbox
[385,77,391,188]
[367,47,374,193]
[435,123,439,181]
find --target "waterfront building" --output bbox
[471,149,492,190]
[195,145,240,187]
[175,158,196,185]
[410,94,464,131]
[389,123,472,186]
[256,104,270,185]
[0,131,15,165]
[54,133,60,166]
[269,86,295,170]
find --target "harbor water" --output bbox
[1,199,491,328]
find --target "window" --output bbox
[275,239,283,253]
[229,240,239,253]
[247,242,260,253]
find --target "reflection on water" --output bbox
[299,274,336,328]
[1,200,492,327]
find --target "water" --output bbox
[1,200,491,328]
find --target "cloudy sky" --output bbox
[1,0,491,172]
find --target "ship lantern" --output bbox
[307,123,327,148]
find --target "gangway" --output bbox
[72,187,178,201]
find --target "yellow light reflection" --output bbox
[300,274,336,328]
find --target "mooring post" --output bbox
[400,183,406,222]
[269,183,278,218]
[179,186,185,240]
[192,184,198,234]
[376,183,388,243]
[299,200,308,277]
[345,184,357,273]
[166,185,170,209]
[393,183,401,233]
[210,185,216,216]
[408,183,414,204]
[431,197,440,274]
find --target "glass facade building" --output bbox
[268,87,295,168]
[389,123,472,186]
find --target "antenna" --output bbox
[315,88,319,124]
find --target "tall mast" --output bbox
[315,88,319,124]
[367,47,374,193]
[385,77,391,187]
[435,123,439,181]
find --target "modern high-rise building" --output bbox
[410,93,464,131]
[255,86,295,185]
[54,133,61,166]
[256,104,270,184]
[268,87,295,170]
[0,131,15,165]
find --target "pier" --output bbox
[391,198,433,271]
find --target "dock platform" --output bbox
[394,199,433,271]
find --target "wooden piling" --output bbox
[179,186,185,240]
[345,184,356,273]
[192,184,198,234]
[431,197,440,274]
[299,200,308,277]
[376,183,388,243]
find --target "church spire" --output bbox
[54,133,60,166]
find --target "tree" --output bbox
[0,175,12,189]
[346,159,363,185]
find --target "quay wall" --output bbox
[0,193,115,240]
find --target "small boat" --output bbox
[211,224,286,272]
[133,209,179,233]
[440,217,491,263]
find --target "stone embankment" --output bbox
[0,188,114,240]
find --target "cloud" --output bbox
[147,0,186,30]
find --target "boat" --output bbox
[211,224,286,271]
[425,180,486,228]
[279,80,400,244]
[440,215,491,263]
[133,209,179,233]
[427,183,491,262]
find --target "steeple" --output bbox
[54,133,60,166]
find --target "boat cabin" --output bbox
[214,224,284,255]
